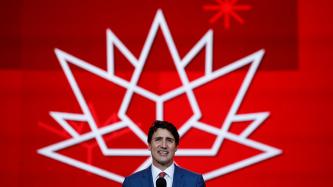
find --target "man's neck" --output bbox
[152,161,173,171]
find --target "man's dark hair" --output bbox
[147,120,180,146]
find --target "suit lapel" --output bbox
[142,166,154,187]
[172,165,184,187]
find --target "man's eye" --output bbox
[154,138,162,142]
[167,139,174,143]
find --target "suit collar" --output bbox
[151,162,175,182]
[141,166,153,187]
[172,165,185,187]
[144,165,185,187]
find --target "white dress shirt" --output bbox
[152,163,175,187]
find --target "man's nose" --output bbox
[161,139,167,148]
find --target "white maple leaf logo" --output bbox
[38,9,281,183]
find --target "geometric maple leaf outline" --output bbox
[38,9,282,183]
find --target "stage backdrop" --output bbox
[1,0,333,186]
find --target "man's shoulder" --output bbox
[123,167,151,187]
[176,165,202,177]
[175,165,205,187]
[125,167,149,180]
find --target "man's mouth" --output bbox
[158,150,169,156]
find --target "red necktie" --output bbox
[159,172,166,178]
[156,172,167,187]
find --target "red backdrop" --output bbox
[1,0,333,186]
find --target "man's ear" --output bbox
[148,143,152,151]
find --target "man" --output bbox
[122,120,205,187]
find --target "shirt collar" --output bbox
[151,163,175,180]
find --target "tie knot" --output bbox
[159,172,166,178]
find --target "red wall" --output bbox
[1,0,333,186]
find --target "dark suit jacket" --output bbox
[122,165,205,187]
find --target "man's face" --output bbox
[149,128,177,169]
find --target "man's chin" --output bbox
[157,159,171,166]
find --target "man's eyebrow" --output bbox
[153,136,174,140]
